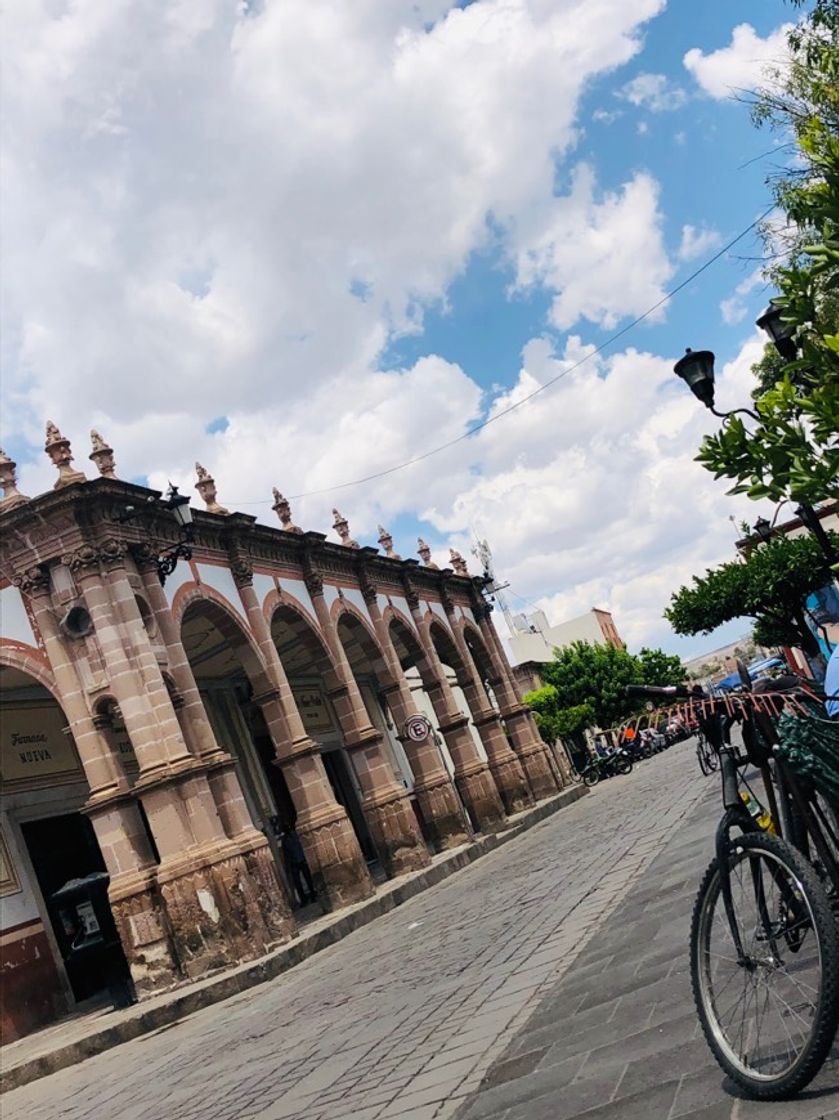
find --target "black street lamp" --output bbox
[756,301,798,362]
[156,484,195,584]
[674,339,837,574]
[673,348,759,421]
[753,516,772,544]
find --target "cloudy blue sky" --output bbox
[1,0,797,657]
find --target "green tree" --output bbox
[696,1,839,508]
[531,641,684,730]
[522,687,594,744]
[665,532,838,659]
[636,647,687,688]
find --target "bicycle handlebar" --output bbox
[624,684,693,700]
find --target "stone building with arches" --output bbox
[0,429,562,1041]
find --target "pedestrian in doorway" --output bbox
[280,827,317,907]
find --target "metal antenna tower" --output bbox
[471,537,515,633]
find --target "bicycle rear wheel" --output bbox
[697,746,711,776]
[690,831,839,1099]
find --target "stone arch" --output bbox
[0,641,59,700]
[459,618,500,697]
[178,588,273,696]
[267,596,342,689]
[334,604,395,689]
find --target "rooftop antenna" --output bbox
[471,537,514,633]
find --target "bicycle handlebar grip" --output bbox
[624,684,691,699]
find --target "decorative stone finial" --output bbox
[417,538,438,569]
[0,448,30,511]
[194,462,229,515]
[89,429,116,478]
[449,549,469,576]
[377,525,401,560]
[272,487,302,533]
[44,421,86,489]
[332,508,359,548]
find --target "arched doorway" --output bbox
[180,599,296,854]
[270,602,377,861]
[334,610,425,835]
[0,659,132,1038]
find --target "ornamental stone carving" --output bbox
[12,564,50,597]
[449,549,469,576]
[98,538,126,569]
[61,545,100,574]
[332,509,359,549]
[0,448,30,511]
[195,462,229,515]
[417,538,438,569]
[89,430,117,479]
[302,549,324,597]
[45,421,86,489]
[272,488,302,533]
[377,525,400,560]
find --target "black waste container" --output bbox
[51,872,136,1010]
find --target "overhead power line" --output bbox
[234,203,775,505]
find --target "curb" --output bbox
[0,785,586,1094]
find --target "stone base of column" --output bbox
[296,805,375,911]
[488,754,533,816]
[454,763,507,834]
[109,871,183,998]
[156,840,295,979]
[413,774,472,851]
[364,790,431,878]
[517,743,560,801]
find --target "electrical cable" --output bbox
[232,203,775,505]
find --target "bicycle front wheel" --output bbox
[697,747,711,776]
[690,831,839,1099]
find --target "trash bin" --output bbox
[51,871,136,1010]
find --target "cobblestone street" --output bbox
[9,741,833,1120]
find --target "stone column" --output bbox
[440,593,532,815]
[17,568,181,994]
[134,553,295,940]
[473,601,561,800]
[301,545,430,878]
[64,545,295,974]
[401,567,507,833]
[359,572,471,851]
[231,560,374,908]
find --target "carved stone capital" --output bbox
[61,544,100,575]
[131,542,160,574]
[302,548,324,597]
[98,537,126,569]
[13,564,51,597]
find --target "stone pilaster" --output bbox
[232,559,374,908]
[304,544,430,878]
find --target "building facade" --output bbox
[0,430,561,1042]
[507,607,624,680]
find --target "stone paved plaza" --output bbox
[6,742,838,1120]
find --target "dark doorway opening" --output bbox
[20,813,132,1004]
[321,749,377,862]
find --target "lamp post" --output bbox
[156,484,195,584]
[753,516,772,544]
[756,301,798,363]
[673,345,837,571]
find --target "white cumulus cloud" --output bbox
[618,72,687,111]
[684,22,792,100]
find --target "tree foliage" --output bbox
[696,1,839,507]
[522,687,594,743]
[524,641,686,732]
[665,532,838,656]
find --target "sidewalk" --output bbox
[453,780,839,1120]
[0,784,585,1094]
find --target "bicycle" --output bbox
[579,750,632,787]
[627,681,839,1099]
[695,730,718,776]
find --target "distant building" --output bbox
[507,608,624,698]
[508,607,623,667]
